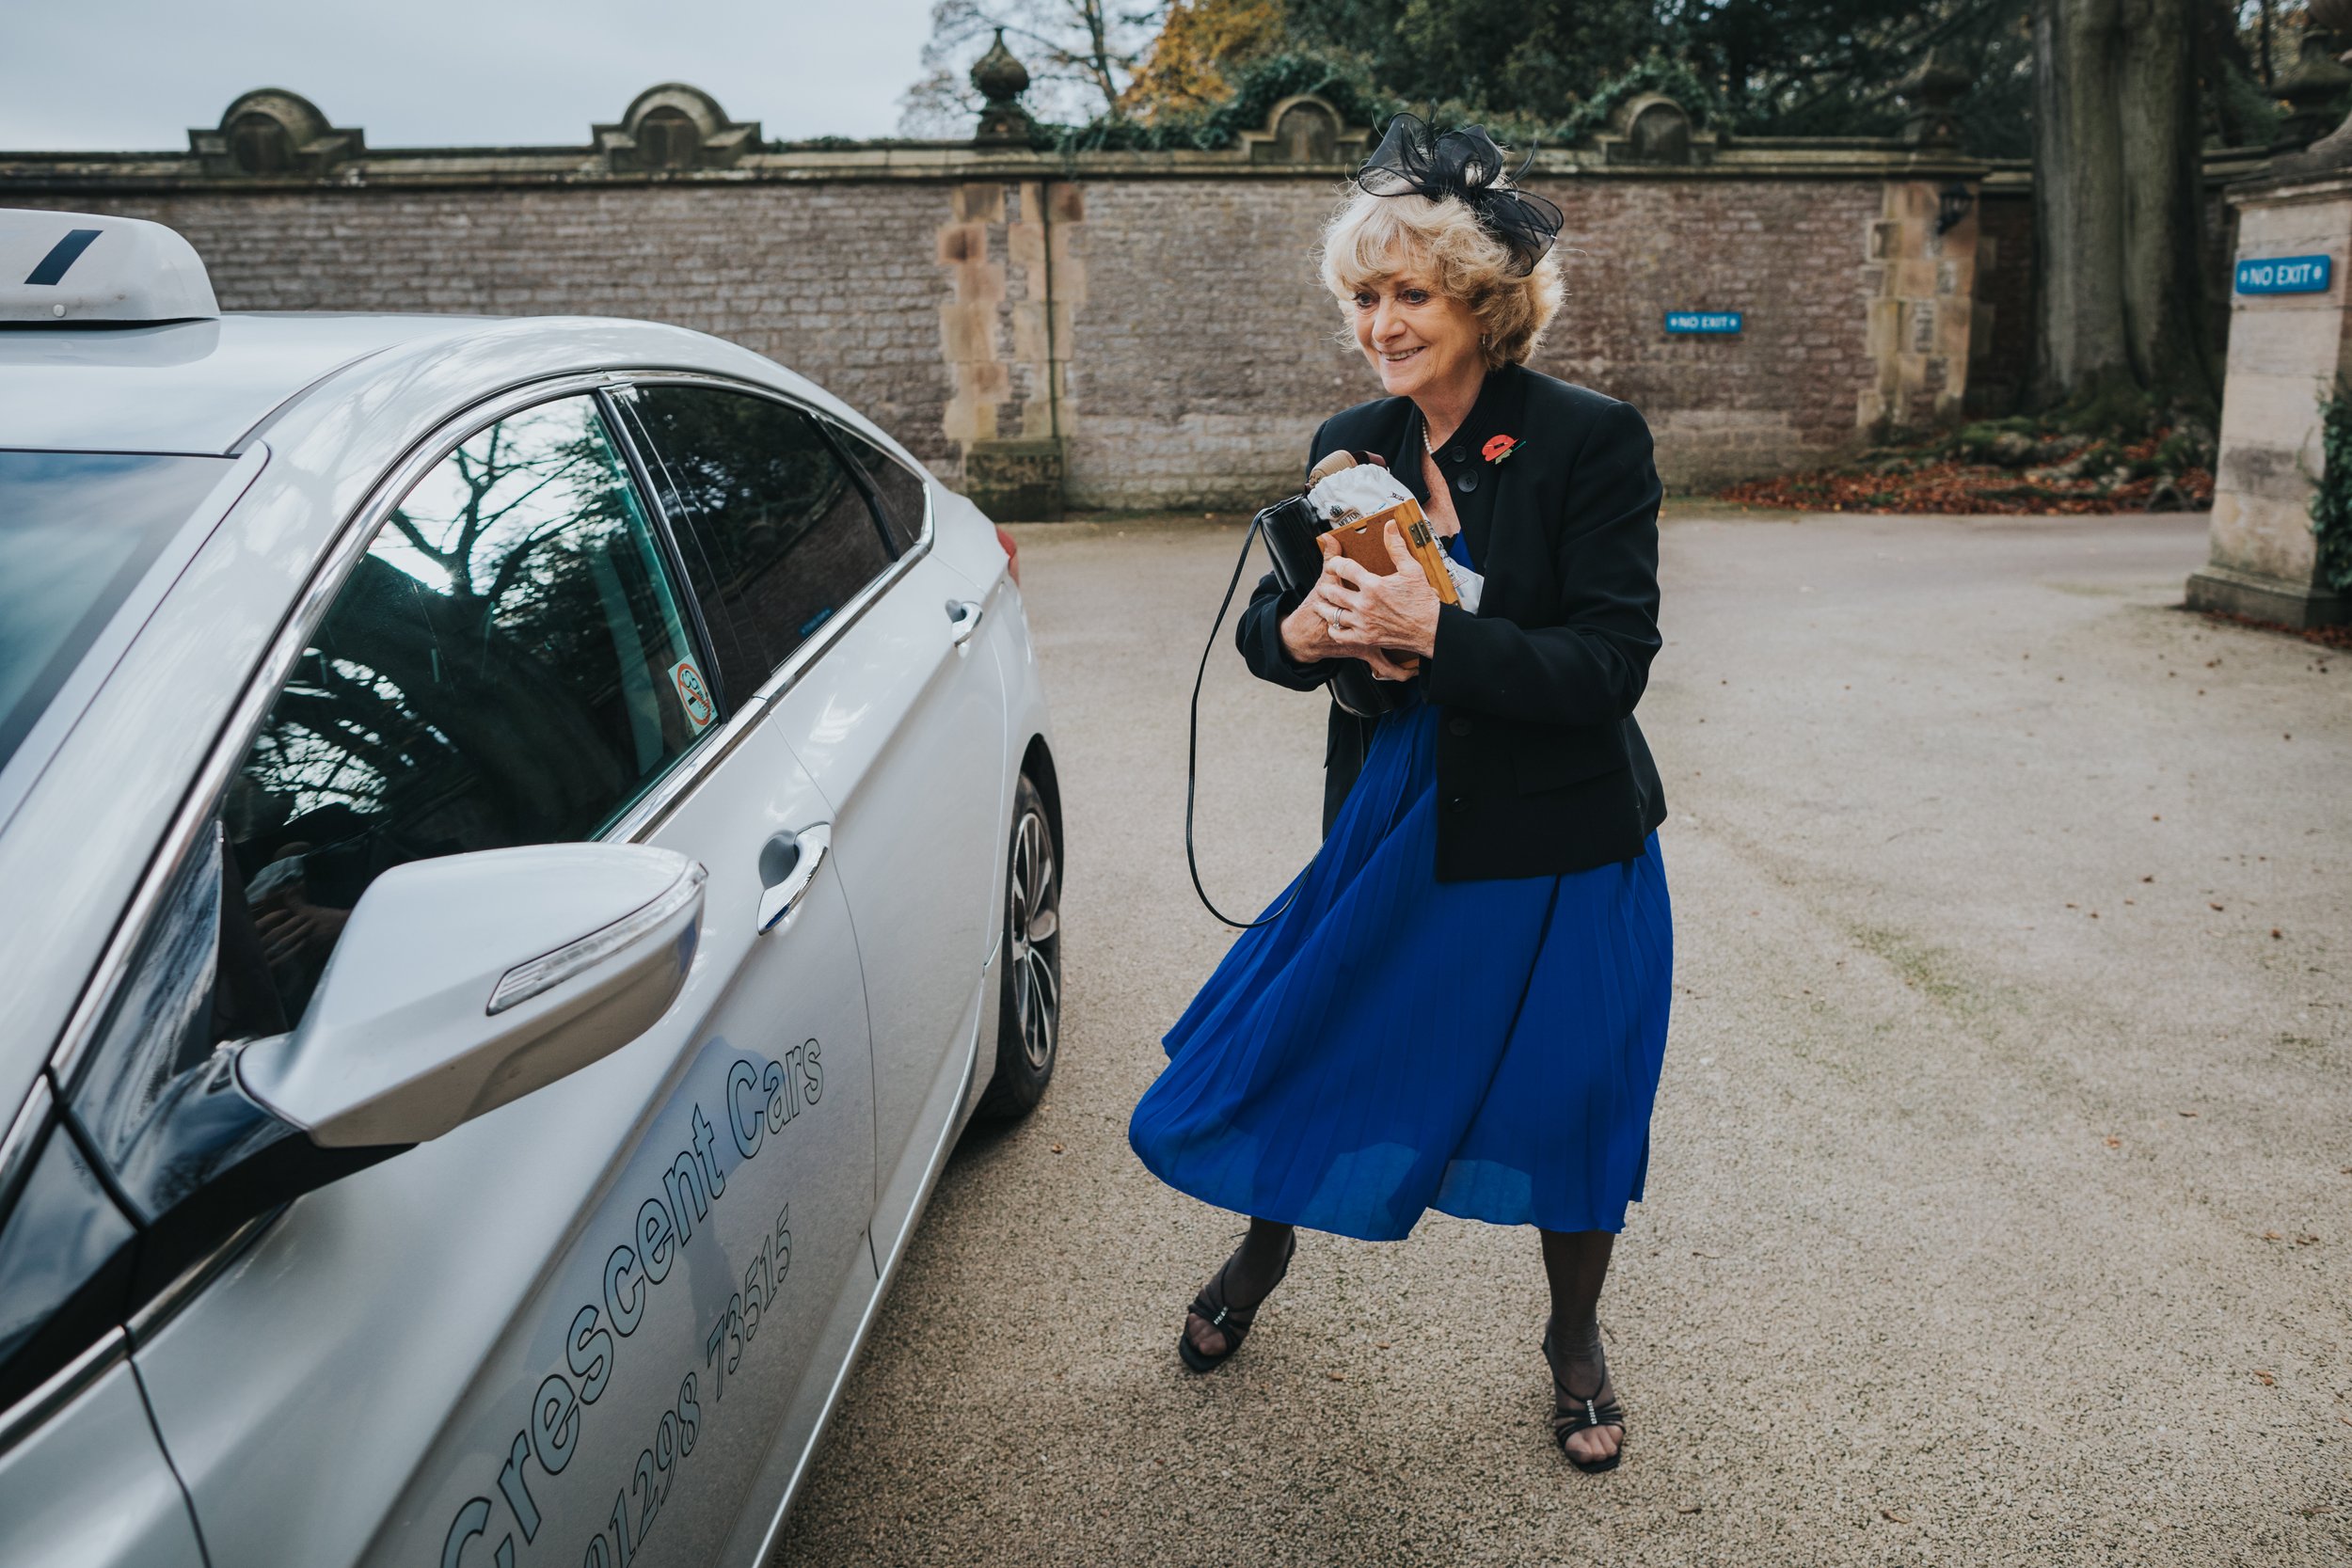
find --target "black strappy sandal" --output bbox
[1542,1320,1628,1473]
[1177,1232,1296,1373]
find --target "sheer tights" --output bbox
[1541,1227,1621,1465]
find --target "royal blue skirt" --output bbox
[1131,696,1674,1243]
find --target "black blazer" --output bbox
[1235,362,1668,882]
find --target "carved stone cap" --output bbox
[1238,94,1369,166]
[595,84,762,171]
[1597,94,1715,166]
[188,89,366,177]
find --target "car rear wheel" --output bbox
[977,772,1059,1121]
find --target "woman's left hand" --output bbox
[1322,519,1442,663]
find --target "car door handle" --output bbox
[756,823,832,934]
[946,598,984,646]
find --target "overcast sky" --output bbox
[0,0,944,150]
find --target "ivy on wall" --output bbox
[2312,380,2352,596]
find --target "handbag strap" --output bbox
[1184,514,1314,930]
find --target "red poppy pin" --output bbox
[1482,433,1521,464]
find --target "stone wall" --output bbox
[0,83,2179,515]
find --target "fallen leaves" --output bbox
[2104,1136,2123,1148]
[2253,1370,2278,1386]
[2231,612,2352,651]
[1719,446,2214,515]
[1881,1508,1913,1524]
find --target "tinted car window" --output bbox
[0,451,233,778]
[825,420,930,554]
[622,386,897,698]
[225,395,709,1023]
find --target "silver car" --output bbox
[0,210,1062,1568]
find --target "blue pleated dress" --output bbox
[1131,533,1673,1242]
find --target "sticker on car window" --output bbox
[670,658,717,731]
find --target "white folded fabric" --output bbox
[1444,556,1484,613]
[1307,462,1416,524]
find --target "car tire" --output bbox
[976,772,1060,1122]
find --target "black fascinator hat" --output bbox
[1355,115,1565,277]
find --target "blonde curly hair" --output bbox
[1318,187,1564,370]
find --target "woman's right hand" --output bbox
[1279,541,1416,679]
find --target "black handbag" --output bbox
[1256,493,1412,720]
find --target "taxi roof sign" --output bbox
[0,209,219,325]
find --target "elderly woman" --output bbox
[1128,118,1672,1473]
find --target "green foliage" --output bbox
[1052,49,1401,150]
[1017,0,2280,165]
[1282,0,2036,152]
[2311,380,2352,596]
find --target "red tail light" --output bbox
[994,524,1021,588]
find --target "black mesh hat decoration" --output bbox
[1355,114,1564,277]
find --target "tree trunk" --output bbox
[2030,0,2216,411]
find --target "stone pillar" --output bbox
[1860,179,1979,433]
[2187,173,2352,628]
[938,179,1074,520]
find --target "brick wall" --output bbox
[1533,178,1884,487]
[1,103,2035,511]
[8,87,2287,515]
[1060,178,1359,509]
[31,185,964,474]
[1060,174,1895,504]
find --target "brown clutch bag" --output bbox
[1322,498,1460,672]
[1325,498,1461,606]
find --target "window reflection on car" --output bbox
[230,396,707,1019]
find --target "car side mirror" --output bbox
[236,845,705,1148]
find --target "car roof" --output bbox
[0,313,489,455]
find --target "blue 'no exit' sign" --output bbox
[1666,310,1743,334]
[2235,254,2331,294]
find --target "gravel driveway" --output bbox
[773,506,2347,1566]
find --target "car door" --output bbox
[104,389,876,1568]
[0,1331,205,1568]
[617,384,1008,1241]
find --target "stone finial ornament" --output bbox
[2275,24,2352,150]
[595,85,762,172]
[1898,47,1971,148]
[189,89,366,177]
[973,30,1037,146]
